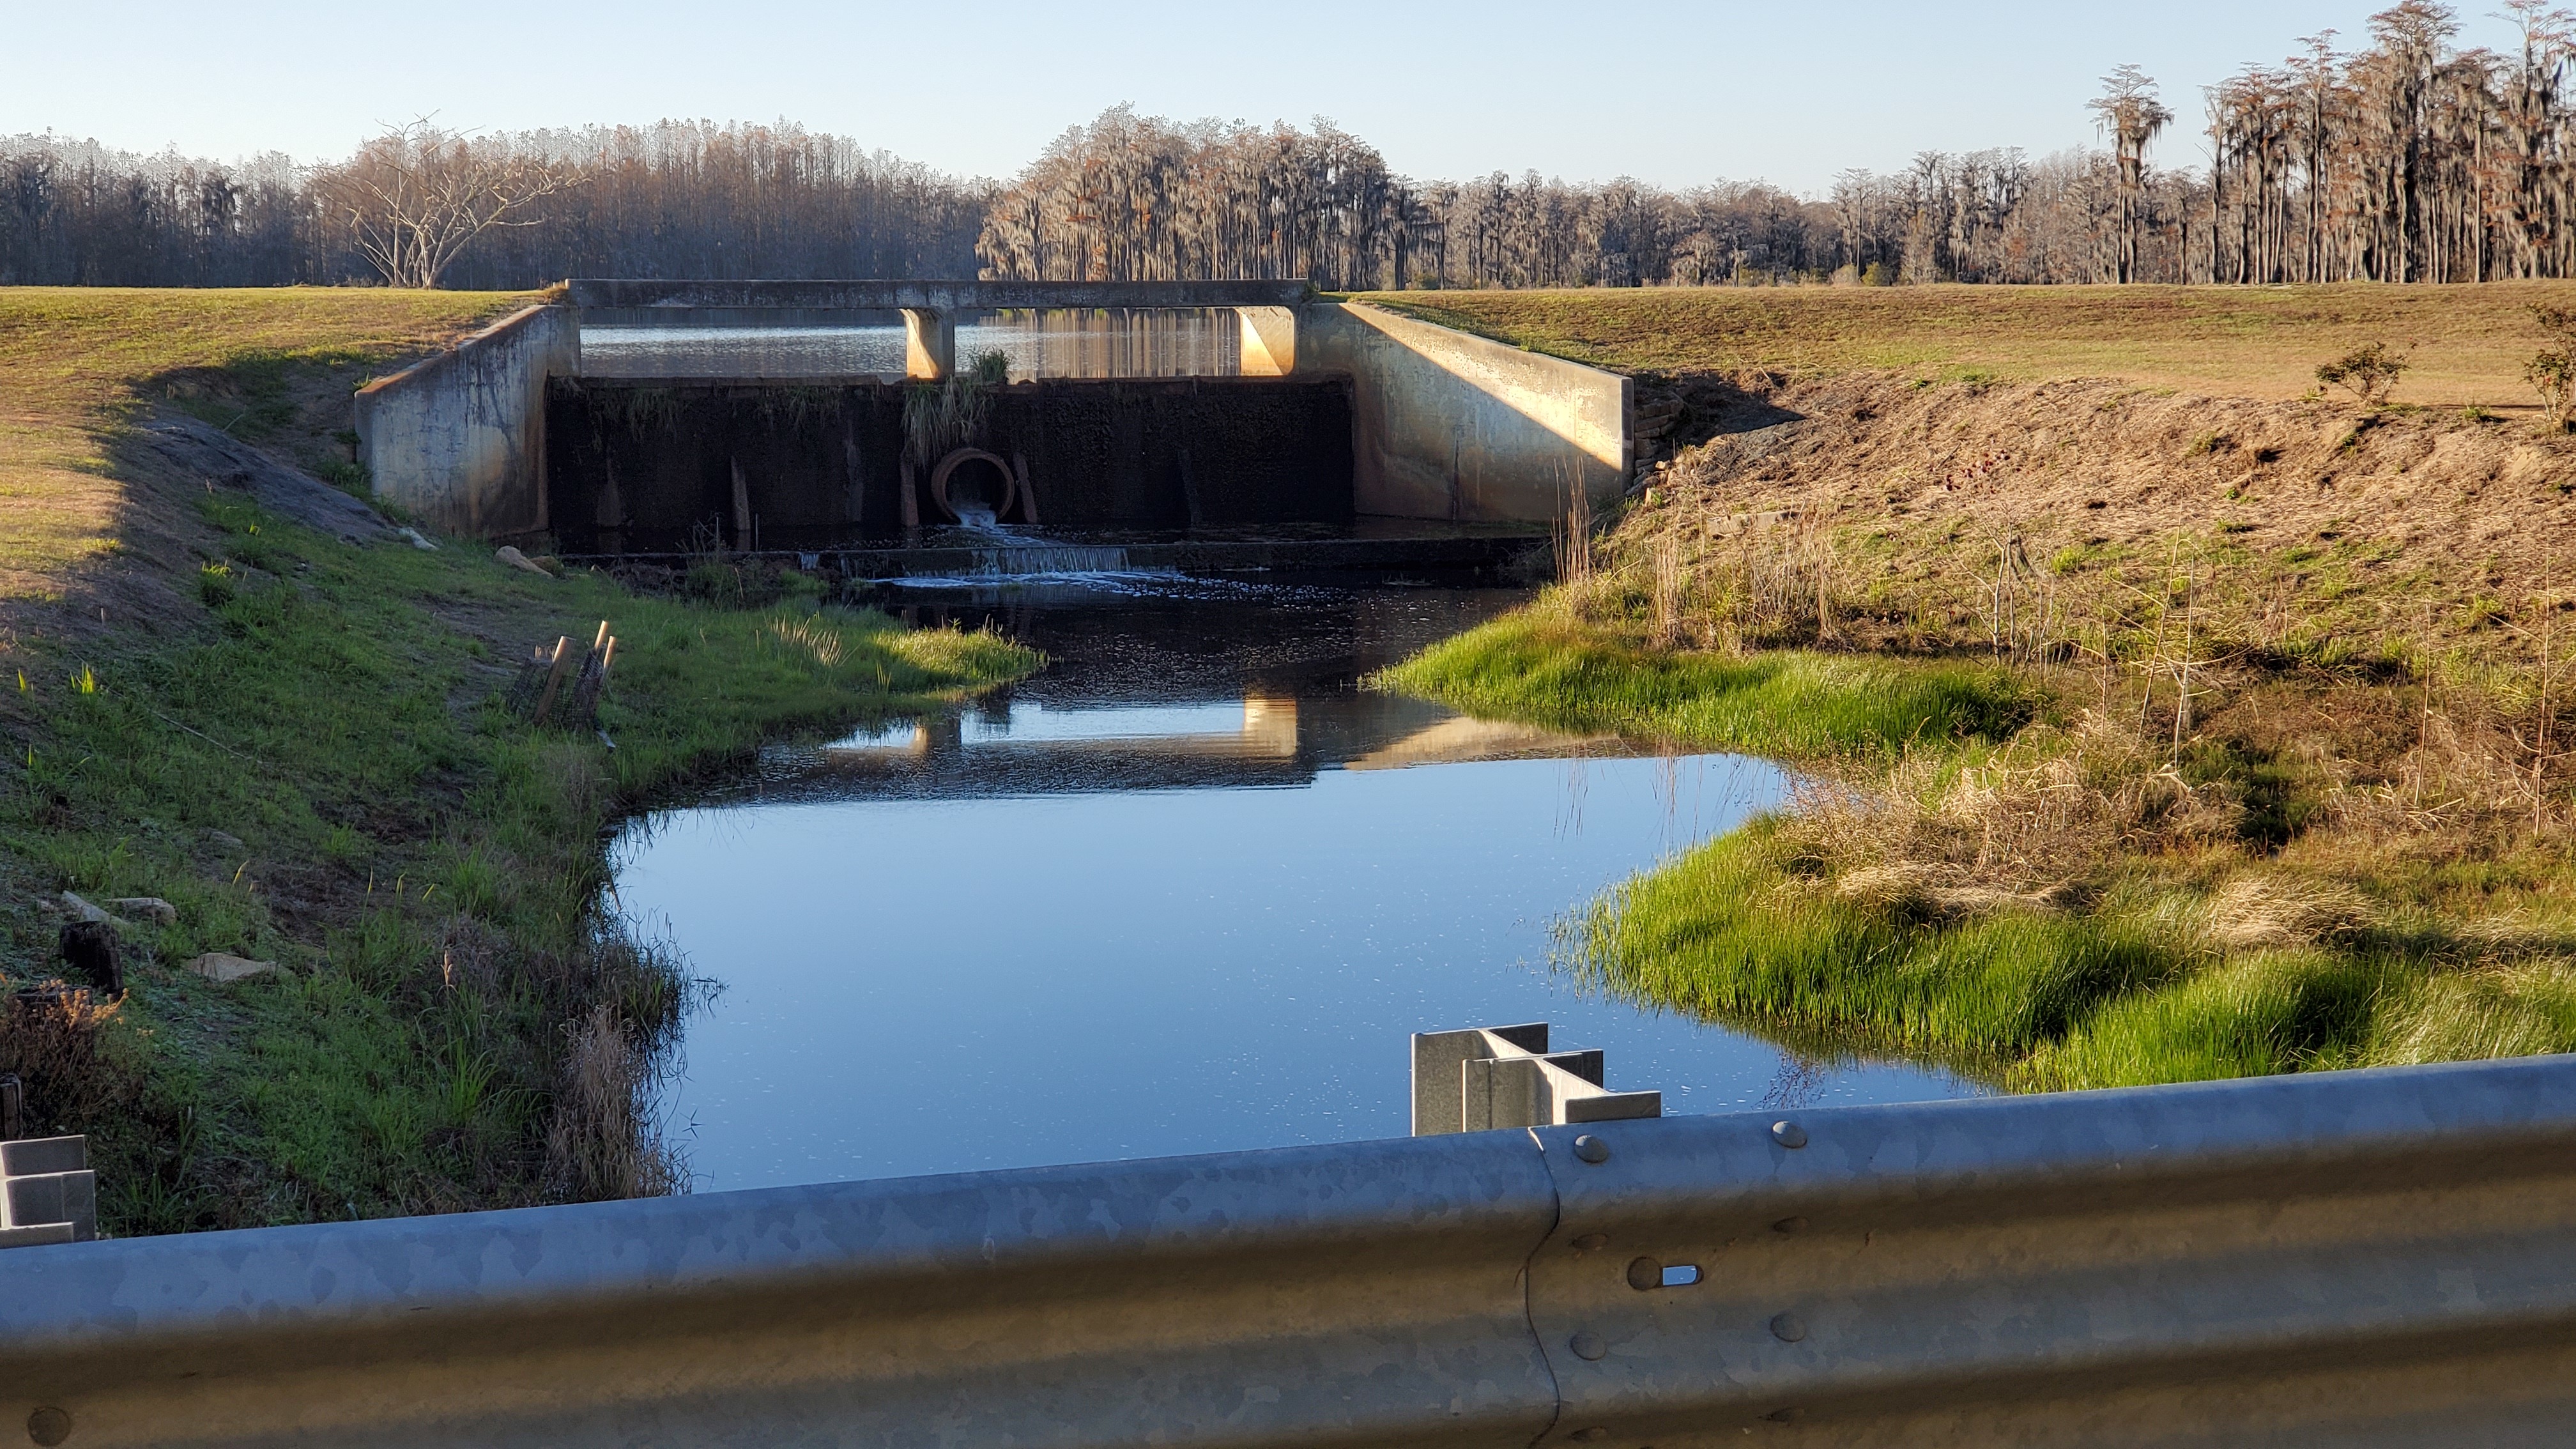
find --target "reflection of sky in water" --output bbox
[581,313,1240,380]
[615,583,1982,1192]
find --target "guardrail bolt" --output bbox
[1573,1134,1611,1163]
[1770,1120,1807,1149]
[1572,1232,1609,1252]
[1773,1215,1807,1235]
[27,1407,71,1446]
[1769,1312,1807,1343]
[1626,1256,1663,1290]
[1570,1331,1607,1360]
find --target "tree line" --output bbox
[8,1,2575,291]
[0,121,985,288]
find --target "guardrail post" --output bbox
[0,1136,91,1248]
[1414,1024,1660,1134]
[1413,1023,1548,1135]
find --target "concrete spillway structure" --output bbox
[355,280,1634,544]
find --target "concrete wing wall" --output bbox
[354,304,578,539]
[1298,301,1630,523]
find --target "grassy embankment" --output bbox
[1374,283,2576,1091]
[0,289,1036,1231]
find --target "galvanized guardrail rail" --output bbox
[7,1055,2576,1447]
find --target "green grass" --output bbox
[0,285,1043,1232]
[7,493,1034,1230]
[1567,821,2430,1089]
[1373,607,2032,758]
[0,286,530,599]
[1384,604,2576,1093]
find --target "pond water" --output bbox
[581,310,1241,381]
[613,576,1979,1190]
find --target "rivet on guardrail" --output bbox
[1774,1215,1807,1235]
[27,1406,72,1446]
[1770,1120,1807,1149]
[1573,1133,1611,1163]
[1570,1331,1607,1360]
[1626,1255,1662,1290]
[1572,1232,1609,1252]
[1769,1312,1807,1343]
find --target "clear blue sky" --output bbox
[0,1,2520,195]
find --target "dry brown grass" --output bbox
[1363,282,2576,411]
[1618,371,2576,670]
[0,982,139,1135]
[545,1001,684,1201]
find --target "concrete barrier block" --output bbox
[355,304,579,540]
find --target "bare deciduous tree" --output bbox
[2092,65,2175,282]
[314,119,569,288]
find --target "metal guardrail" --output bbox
[8,1055,2576,1446]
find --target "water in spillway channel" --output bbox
[613,575,1980,1191]
[580,310,1241,380]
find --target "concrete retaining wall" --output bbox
[1297,302,1629,523]
[354,303,578,539]
[544,376,1354,551]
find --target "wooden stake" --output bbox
[532,636,574,724]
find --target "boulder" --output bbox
[185,953,278,983]
[495,546,553,578]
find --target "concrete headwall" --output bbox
[354,304,578,539]
[1297,302,1629,523]
[544,376,1354,552]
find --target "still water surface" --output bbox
[582,310,1240,381]
[615,578,1977,1190]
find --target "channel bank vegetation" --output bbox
[0,289,1036,1232]
[22,2,2576,291]
[1383,335,2576,1090]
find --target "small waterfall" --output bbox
[962,541,1148,578]
[889,521,1171,583]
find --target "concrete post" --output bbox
[903,308,955,380]
[1237,307,1298,376]
[1411,1025,1659,1134]
[1411,1024,1547,1135]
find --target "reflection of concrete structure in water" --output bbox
[794,691,1623,801]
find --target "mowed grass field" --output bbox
[0,288,527,597]
[1360,282,2576,407]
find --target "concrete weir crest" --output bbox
[355,280,1634,543]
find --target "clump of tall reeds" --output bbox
[545,1000,682,1200]
[539,917,697,1201]
[901,348,1011,468]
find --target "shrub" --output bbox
[2316,342,2411,407]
